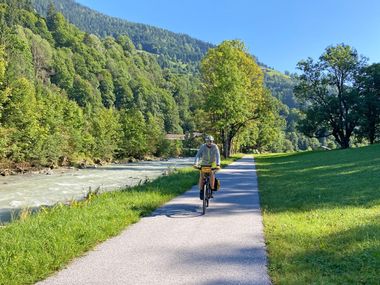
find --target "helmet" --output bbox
[205,135,214,142]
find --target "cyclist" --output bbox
[194,135,221,199]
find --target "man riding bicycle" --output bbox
[194,135,221,200]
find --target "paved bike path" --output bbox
[38,156,271,285]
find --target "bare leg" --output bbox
[198,173,204,190]
[210,171,215,189]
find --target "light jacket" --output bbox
[194,143,221,166]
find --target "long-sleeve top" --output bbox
[194,143,221,166]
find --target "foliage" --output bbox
[0,0,311,168]
[0,77,40,162]
[263,67,298,108]
[295,44,367,149]
[201,40,282,156]
[238,90,286,153]
[32,0,213,70]
[355,63,380,144]
[0,1,201,167]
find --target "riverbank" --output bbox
[0,155,177,177]
[0,154,243,285]
[0,158,194,223]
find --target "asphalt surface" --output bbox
[37,156,271,285]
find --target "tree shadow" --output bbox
[277,223,380,284]
[141,241,271,285]
[255,146,380,213]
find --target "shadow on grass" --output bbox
[255,145,380,213]
[279,223,380,284]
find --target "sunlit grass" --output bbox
[0,154,242,285]
[255,145,380,284]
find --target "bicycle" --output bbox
[194,165,218,215]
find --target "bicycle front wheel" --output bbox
[202,184,207,215]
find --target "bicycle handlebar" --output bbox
[193,165,220,171]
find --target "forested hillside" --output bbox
[0,0,203,168]
[31,0,298,108]
[31,0,213,73]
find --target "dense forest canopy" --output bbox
[0,0,201,167]
[31,0,213,72]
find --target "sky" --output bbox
[76,0,380,73]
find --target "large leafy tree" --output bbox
[295,44,366,149]
[200,40,265,157]
[355,63,380,144]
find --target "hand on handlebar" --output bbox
[193,165,220,171]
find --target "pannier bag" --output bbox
[214,178,221,191]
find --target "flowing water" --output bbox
[0,158,193,223]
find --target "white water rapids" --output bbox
[0,158,193,223]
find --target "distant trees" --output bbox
[238,89,286,153]
[33,0,214,69]
[295,44,380,148]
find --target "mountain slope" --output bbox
[31,0,213,65]
[31,0,298,109]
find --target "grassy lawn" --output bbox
[0,154,243,285]
[255,144,380,284]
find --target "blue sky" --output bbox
[76,0,380,73]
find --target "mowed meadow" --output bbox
[255,144,380,284]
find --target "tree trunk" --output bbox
[340,136,350,149]
[369,120,375,144]
[223,139,230,158]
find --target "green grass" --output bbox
[0,154,243,285]
[255,145,380,284]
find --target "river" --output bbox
[0,158,193,223]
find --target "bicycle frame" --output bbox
[199,166,214,215]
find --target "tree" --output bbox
[51,48,75,89]
[69,75,101,108]
[252,90,286,152]
[46,6,79,48]
[356,63,380,144]
[0,78,41,161]
[4,26,34,82]
[238,90,286,153]
[91,107,120,160]
[98,69,115,108]
[118,109,148,158]
[0,44,6,86]
[24,29,53,82]
[295,44,366,149]
[200,40,265,157]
